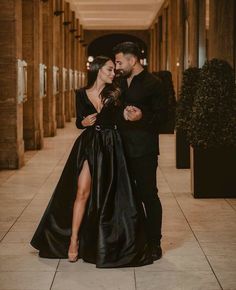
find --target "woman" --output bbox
[30,56,152,268]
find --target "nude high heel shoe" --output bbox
[68,240,79,263]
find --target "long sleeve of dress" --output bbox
[75,90,86,129]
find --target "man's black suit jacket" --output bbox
[118,69,168,158]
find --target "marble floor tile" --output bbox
[213,271,236,290]
[162,230,197,244]
[0,214,18,223]
[200,242,236,256]
[0,207,25,220]
[188,220,236,231]
[1,231,34,243]
[162,241,204,257]
[0,272,54,290]
[194,231,236,243]
[0,128,235,290]
[58,258,133,272]
[28,198,50,207]
[0,255,59,272]
[52,269,135,290]
[33,190,54,200]
[162,219,190,231]
[0,184,38,199]
[0,222,14,232]
[0,243,37,256]
[226,199,236,211]
[135,270,221,290]
[0,232,6,240]
[16,208,45,222]
[135,254,211,272]
[185,212,236,223]
[10,221,38,232]
[0,198,30,208]
[207,255,236,273]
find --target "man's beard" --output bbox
[116,69,132,78]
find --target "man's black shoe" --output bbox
[152,245,162,261]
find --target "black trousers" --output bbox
[126,153,162,245]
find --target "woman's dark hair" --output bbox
[101,83,121,106]
[112,42,142,60]
[86,55,121,106]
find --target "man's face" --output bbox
[115,53,134,78]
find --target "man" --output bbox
[113,42,168,260]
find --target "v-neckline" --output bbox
[84,89,103,114]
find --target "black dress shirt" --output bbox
[118,69,168,158]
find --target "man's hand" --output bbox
[123,106,142,121]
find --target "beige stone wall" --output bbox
[1,0,235,169]
[149,0,236,98]
[0,0,24,168]
[0,0,83,169]
[22,0,44,150]
[42,0,57,137]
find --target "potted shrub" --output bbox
[175,67,201,169]
[152,71,176,134]
[188,59,236,198]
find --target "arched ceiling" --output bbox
[69,0,165,30]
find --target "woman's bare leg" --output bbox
[68,160,91,261]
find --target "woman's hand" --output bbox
[81,113,97,127]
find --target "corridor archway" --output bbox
[87,34,147,61]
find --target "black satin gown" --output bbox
[30,88,153,268]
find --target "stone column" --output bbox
[79,25,87,86]
[152,23,157,72]
[78,25,85,74]
[148,28,154,72]
[208,0,235,66]
[198,0,207,67]
[70,12,77,118]
[169,0,178,93]
[176,0,185,98]
[42,0,57,137]
[188,0,199,67]
[156,19,161,72]
[22,0,44,150]
[64,2,72,122]
[54,0,65,128]
[0,0,24,168]
[162,7,168,70]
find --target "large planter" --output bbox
[191,146,236,198]
[176,129,190,169]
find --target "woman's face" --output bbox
[98,60,115,84]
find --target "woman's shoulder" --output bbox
[75,87,86,97]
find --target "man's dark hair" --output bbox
[112,42,142,60]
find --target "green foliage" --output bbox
[175,67,201,137]
[189,59,236,148]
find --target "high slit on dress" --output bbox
[30,88,153,268]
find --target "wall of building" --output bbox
[0,0,86,169]
[1,0,235,169]
[148,0,236,98]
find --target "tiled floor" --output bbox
[0,121,236,290]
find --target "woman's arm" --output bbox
[75,90,86,129]
[75,90,97,129]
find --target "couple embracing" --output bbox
[30,42,168,268]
